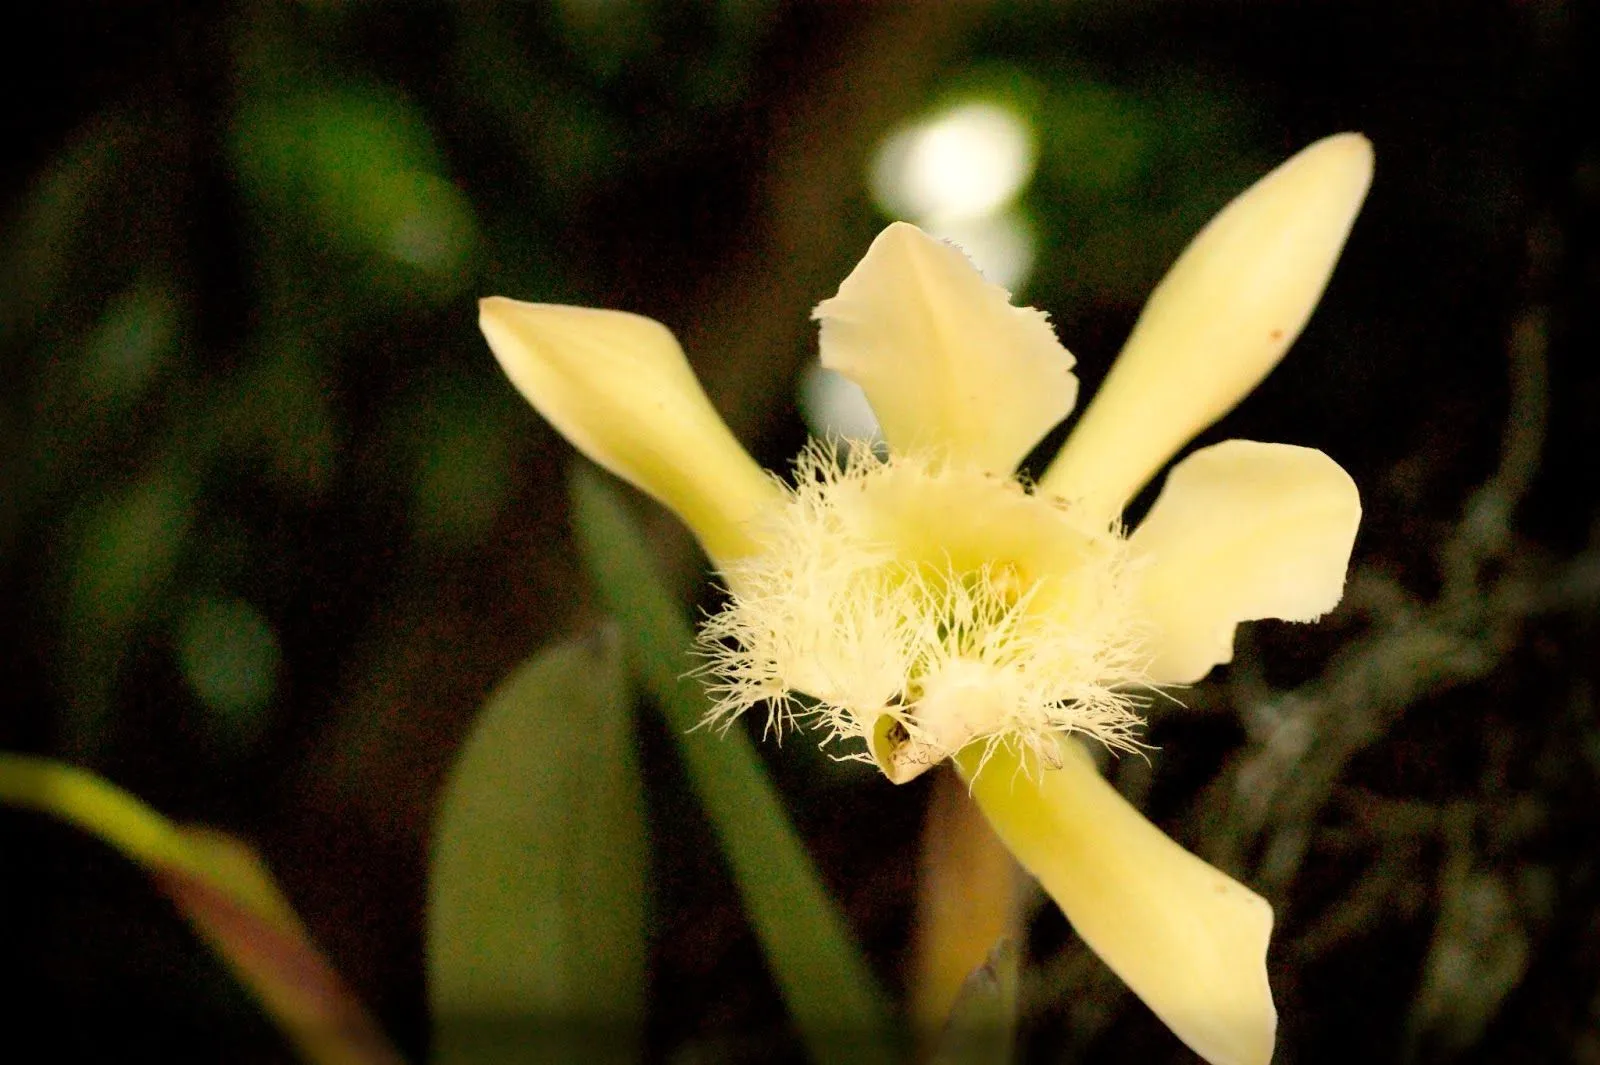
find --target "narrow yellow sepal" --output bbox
[956,740,1277,1065]
[479,297,781,566]
[1040,133,1373,521]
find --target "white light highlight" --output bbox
[872,102,1036,223]
[798,363,883,443]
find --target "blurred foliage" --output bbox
[428,629,645,1065]
[929,940,1021,1065]
[4,1,1598,1064]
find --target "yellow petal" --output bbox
[1039,133,1373,521]
[1128,440,1360,685]
[480,297,781,565]
[814,222,1078,473]
[956,739,1276,1065]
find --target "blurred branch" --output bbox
[689,4,989,436]
[1022,210,1591,1058]
[1201,220,1561,902]
[1401,802,1531,1063]
[644,3,990,595]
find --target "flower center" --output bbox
[698,442,1151,781]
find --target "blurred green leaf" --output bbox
[1028,72,1269,307]
[231,81,477,301]
[80,276,179,408]
[570,465,900,1065]
[0,755,404,1065]
[401,387,514,551]
[453,12,624,203]
[230,341,341,498]
[0,112,135,337]
[1040,82,1151,199]
[428,627,647,1065]
[553,0,654,82]
[9,272,186,547]
[175,594,282,746]
[65,464,196,637]
[59,463,198,750]
[927,940,1019,1065]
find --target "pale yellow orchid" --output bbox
[479,132,1373,1065]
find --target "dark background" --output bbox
[4,2,1598,1062]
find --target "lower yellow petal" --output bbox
[1039,133,1373,523]
[1128,439,1360,684]
[480,298,780,565]
[956,739,1276,1065]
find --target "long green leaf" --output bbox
[569,464,899,1064]
[428,628,646,1065]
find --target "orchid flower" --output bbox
[479,132,1373,1065]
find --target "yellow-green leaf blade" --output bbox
[0,754,402,1065]
[427,628,647,1065]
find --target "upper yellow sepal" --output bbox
[479,297,781,565]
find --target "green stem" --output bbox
[571,465,902,1065]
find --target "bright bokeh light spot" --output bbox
[798,364,882,444]
[922,210,1038,293]
[872,102,1036,222]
